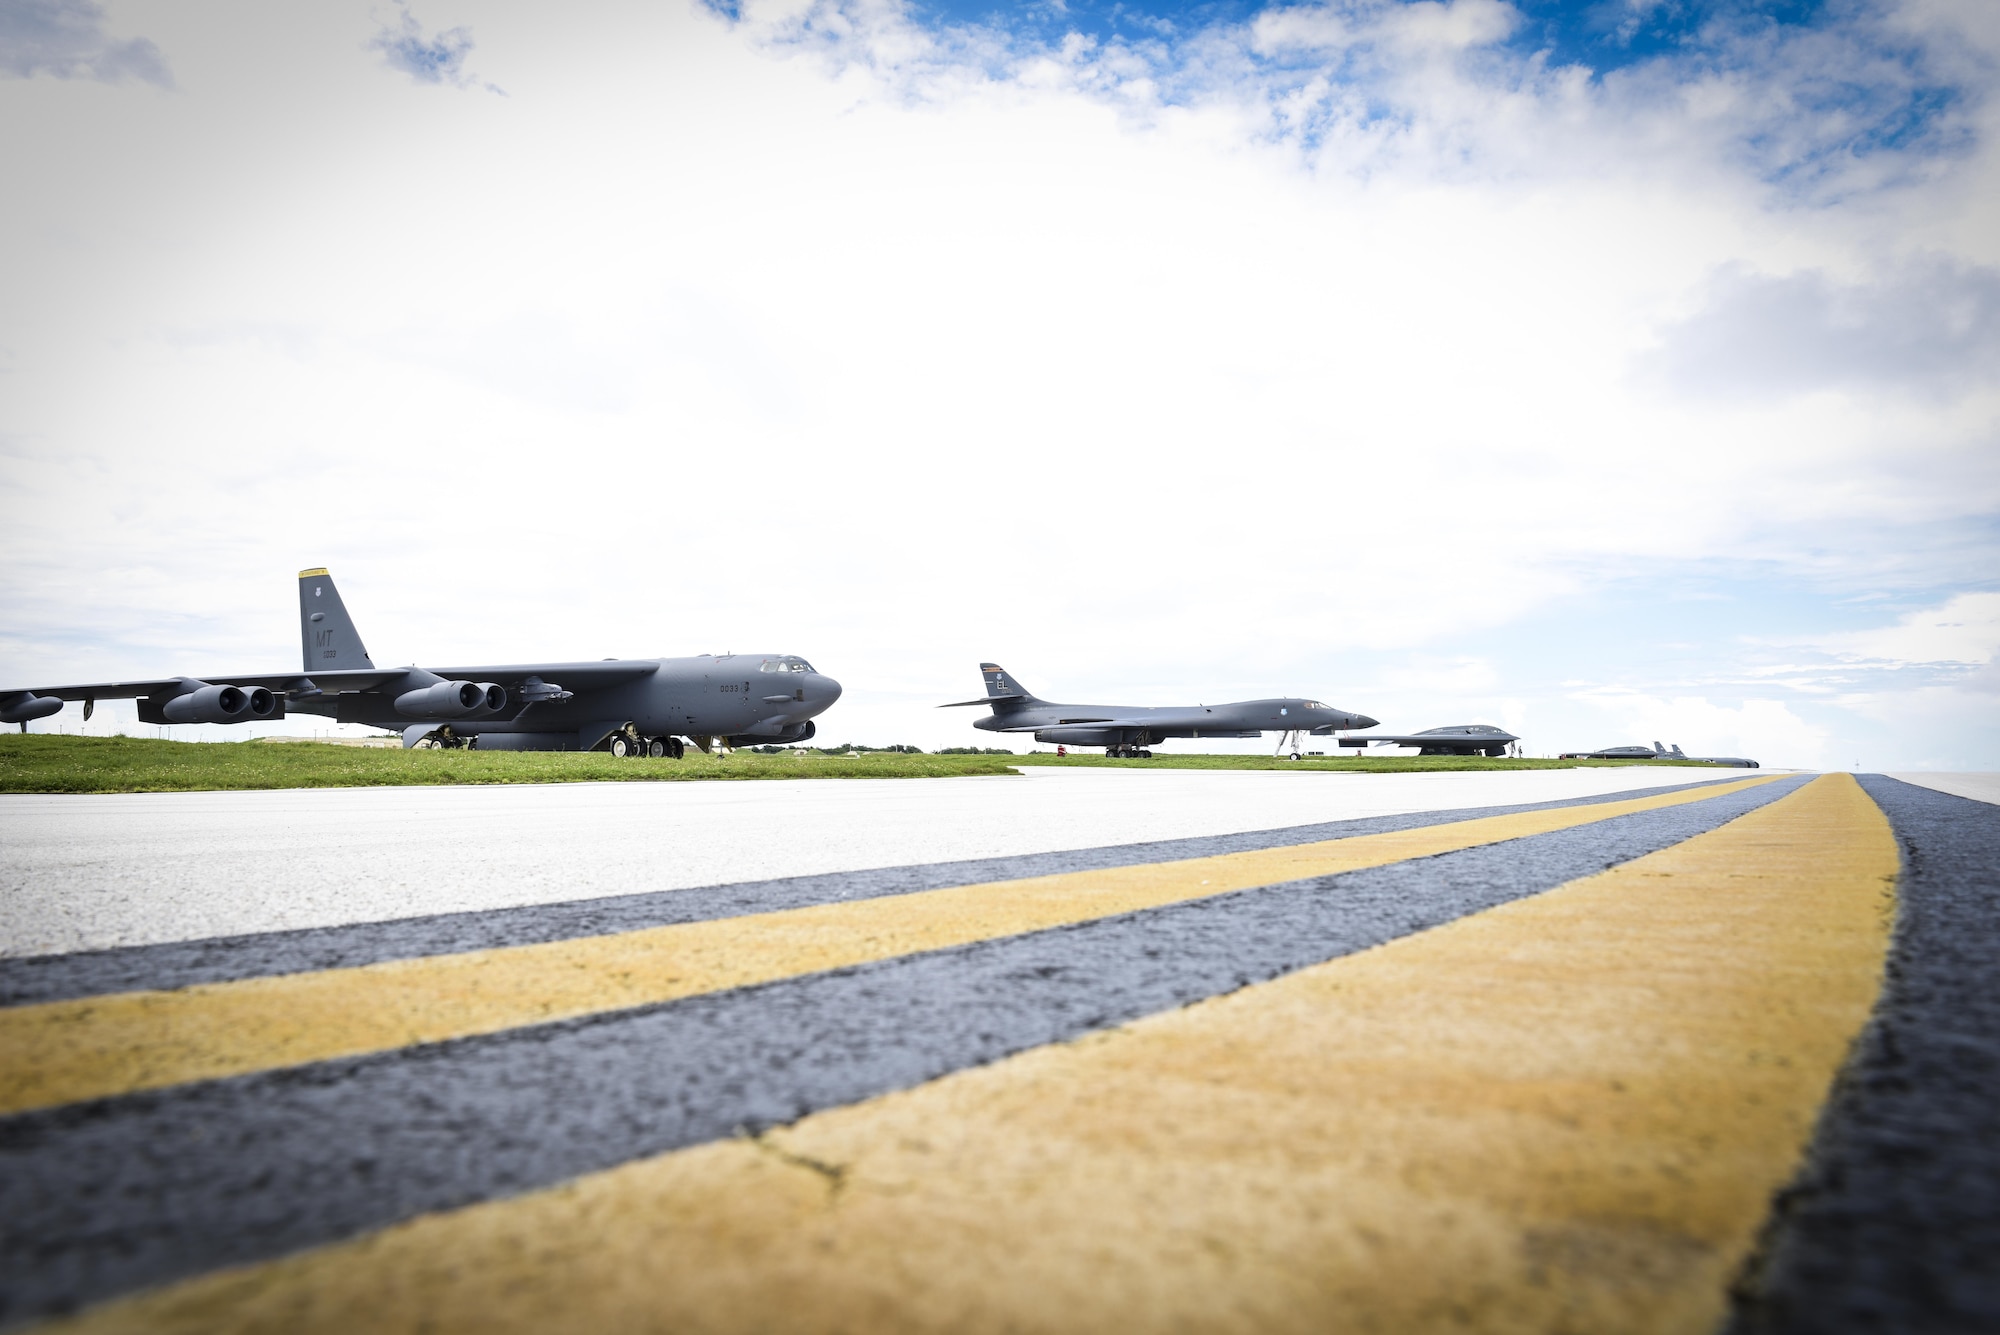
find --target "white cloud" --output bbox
[0,0,169,85]
[1645,259,2000,401]
[1814,591,2000,665]
[1567,689,1833,768]
[367,2,485,89]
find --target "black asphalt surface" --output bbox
[0,775,1758,1007]
[1727,776,2000,1335]
[0,776,1804,1326]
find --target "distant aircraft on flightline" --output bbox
[941,663,1377,759]
[0,569,842,756]
[1336,724,1521,758]
[1557,741,1759,767]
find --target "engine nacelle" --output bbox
[395,680,503,719]
[1033,727,1125,747]
[162,683,274,725]
[0,693,64,724]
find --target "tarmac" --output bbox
[0,765,1763,958]
[0,767,1993,1333]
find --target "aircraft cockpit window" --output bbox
[761,656,815,673]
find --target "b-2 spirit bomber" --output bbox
[1337,723,1521,757]
[942,663,1377,758]
[0,569,842,756]
[1557,741,1759,768]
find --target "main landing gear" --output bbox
[1277,730,1304,761]
[609,730,686,759]
[1106,745,1154,759]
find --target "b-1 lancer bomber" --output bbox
[1337,724,1520,758]
[0,569,842,757]
[942,663,1377,759]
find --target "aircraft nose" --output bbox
[1352,714,1379,730]
[813,675,843,708]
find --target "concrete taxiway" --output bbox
[1888,770,2000,806]
[0,769,1992,1334]
[2,765,1747,957]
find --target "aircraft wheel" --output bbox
[647,737,668,758]
[669,737,686,760]
[416,735,442,750]
[1290,752,1302,761]
[609,734,633,758]
[1139,749,1153,759]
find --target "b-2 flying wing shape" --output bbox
[1337,724,1520,758]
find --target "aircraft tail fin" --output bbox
[979,662,1042,704]
[1653,740,1666,754]
[298,568,376,671]
[940,663,1046,710]
[1670,743,1686,758]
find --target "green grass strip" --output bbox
[0,735,1718,795]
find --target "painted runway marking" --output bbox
[1727,777,2000,1333]
[37,774,1895,1335]
[0,777,1780,1116]
[0,779,1805,1323]
[0,774,1762,1007]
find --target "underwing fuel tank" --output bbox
[0,693,64,724]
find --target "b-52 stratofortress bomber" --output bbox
[0,569,842,756]
[942,663,1377,758]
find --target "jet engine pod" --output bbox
[395,680,489,719]
[1033,727,1124,747]
[475,683,506,715]
[162,683,260,724]
[0,693,64,724]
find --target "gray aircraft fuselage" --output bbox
[0,570,841,754]
[943,663,1376,753]
[301,653,841,752]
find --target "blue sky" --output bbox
[907,0,1831,65]
[0,0,1995,767]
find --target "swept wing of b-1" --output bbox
[942,663,1377,758]
[0,569,842,756]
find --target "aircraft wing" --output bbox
[1340,734,1462,747]
[425,661,660,689]
[987,715,1138,733]
[990,708,1254,735]
[1340,733,1516,747]
[0,668,405,701]
[939,694,1025,708]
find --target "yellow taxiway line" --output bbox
[39,773,1893,1334]
[0,776,1779,1117]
